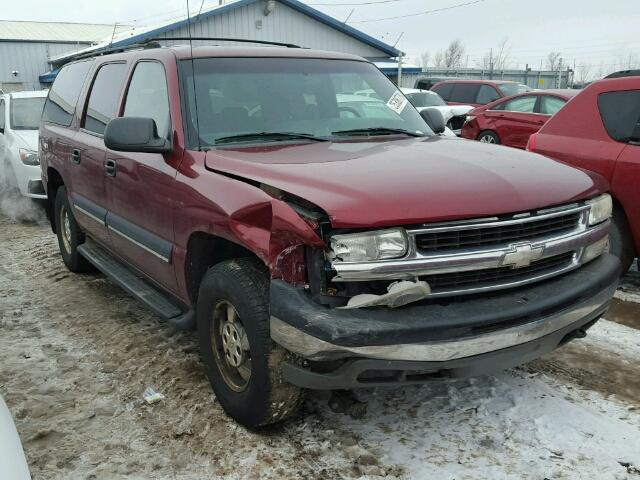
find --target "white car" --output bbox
[347,92,457,137]
[400,88,473,136]
[0,91,48,199]
[0,396,31,480]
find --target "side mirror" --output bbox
[420,108,446,135]
[104,117,171,154]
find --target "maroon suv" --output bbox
[40,44,619,427]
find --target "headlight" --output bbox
[464,115,476,124]
[582,235,609,264]
[586,194,612,226]
[19,148,39,166]
[330,228,407,263]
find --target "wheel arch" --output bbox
[184,231,264,304]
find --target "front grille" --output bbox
[416,211,581,253]
[423,251,575,293]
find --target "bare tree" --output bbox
[546,51,562,71]
[443,39,465,69]
[576,63,592,86]
[478,38,512,70]
[420,51,430,69]
[433,50,445,68]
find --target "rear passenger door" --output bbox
[71,62,128,246]
[105,60,180,294]
[493,95,541,148]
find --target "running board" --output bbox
[78,239,195,329]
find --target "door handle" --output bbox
[71,149,81,164]
[105,159,117,177]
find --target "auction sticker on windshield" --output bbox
[386,91,408,114]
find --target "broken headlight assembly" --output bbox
[330,228,407,263]
[586,193,612,226]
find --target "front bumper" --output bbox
[270,254,620,388]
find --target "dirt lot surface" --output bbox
[1,202,639,479]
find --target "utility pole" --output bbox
[397,54,404,87]
[558,57,563,88]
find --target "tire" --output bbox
[610,207,635,274]
[477,130,500,145]
[197,258,303,428]
[54,186,92,273]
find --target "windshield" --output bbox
[181,58,432,147]
[497,83,531,97]
[10,97,46,129]
[405,92,447,108]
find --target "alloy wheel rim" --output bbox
[211,300,251,392]
[60,205,72,254]
[480,135,496,144]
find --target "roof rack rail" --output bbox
[146,37,301,49]
[71,41,162,61]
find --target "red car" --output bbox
[40,44,619,427]
[527,75,640,272]
[462,90,579,149]
[431,79,531,107]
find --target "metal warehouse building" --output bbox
[48,0,401,73]
[0,20,114,91]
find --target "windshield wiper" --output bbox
[214,132,328,145]
[332,127,425,137]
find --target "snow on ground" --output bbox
[1,207,639,479]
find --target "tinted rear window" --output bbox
[83,63,128,135]
[432,83,453,100]
[450,83,480,104]
[42,60,93,126]
[598,90,640,142]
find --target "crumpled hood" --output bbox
[416,105,473,123]
[12,130,39,150]
[205,137,607,228]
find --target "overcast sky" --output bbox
[2,0,638,76]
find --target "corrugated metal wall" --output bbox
[155,1,388,58]
[0,41,91,91]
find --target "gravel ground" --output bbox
[1,199,639,479]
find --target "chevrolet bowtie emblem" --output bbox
[501,243,544,269]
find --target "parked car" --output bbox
[414,76,459,90]
[401,88,473,135]
[0,91,47,198]
[431,79,531,107]
[0,396,31,480]
[461,90,579,148]
[527,76,640,272]
[41,45,619,428]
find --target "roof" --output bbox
[0,20,114,43]
[401,88,439,95]
[51,0,401,64]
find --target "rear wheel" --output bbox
[478,130,500,144]
[610,207,635,274]
[197,258,302,427]
[54,186,92,273]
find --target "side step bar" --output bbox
[78,239,195,330]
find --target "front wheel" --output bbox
[197,258,303,427]
[610,207,635,274]
[54,186,92,273]
[477,130,500,144]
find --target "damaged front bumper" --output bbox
[270,254,620,389]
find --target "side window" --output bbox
[502,95,537,113]
[83,63,128,135]
[0,100,5,131]
[432,83,453,101]
[598,90,640,143]
[539,96,566,115]
[476,85,501,104]
[123,62,171,137]
[450,83,480,104]
[42,60,93,126]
